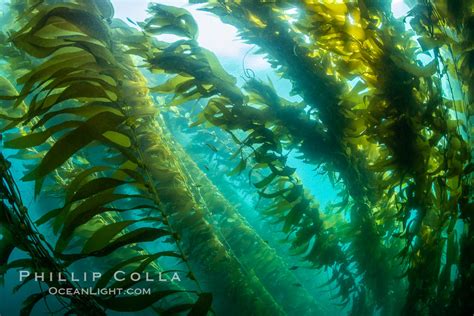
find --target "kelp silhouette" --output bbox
[0,0,472,315]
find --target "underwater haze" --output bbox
[0,0,472,316]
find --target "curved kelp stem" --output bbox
[0,4,195,309]
[1,1,210,315]
[0,153,105,315]
[0,71,195,312]
[0,7,196,314]
[1,1,286,314]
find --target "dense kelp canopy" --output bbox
[0,0,472,315]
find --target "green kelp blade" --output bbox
[22,111,126,184]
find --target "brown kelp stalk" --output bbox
[344,2,471,314]
[4,0,286,314]
[2,0,210,314]
[194,1,397,313]
[162,120,325,315]
[120,5,360,310]
[424,1,474,312]
[0,3,197,311]
[0,153,105,315]
[116,61,285,315]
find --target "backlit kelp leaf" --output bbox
[12,5,111,53]
[417,36,447,51]
[150,75,194,93]
[143,3,198,39]
[199,47,238,86]
[0,114,24,132]
[97,138,140,165]
[94,252,182,290]
[82,220,137,254]
[228,158,247,176]
[32,103,122,130]
[38,202,157,231]
[171,78,198,95]
[69,177,131,203]
[16,58,117,116]
[283,201,307,233]
[4,120,81,149]
[22,111,126,182]
[262,199,292,216]
[0,76,20,100]
[390,55,438,78]
[18,54,113,105]
[113,165,147,184]
[290,226,315,254]
[188,292,213,316]
[258,187,292,199]
[35,207,62,226]
[13,31,111,62]
[146,41,243,105]
[94,253,155,289]
[10,34,65,59]
[64,165,111,201]
[58,192,151,245]
[36,68,117,97]
[284,185,304,203]
[61,227,171,259]
[268,165,296,177]
[14,50,96,102]
[15,50,92,88]
[88,0,114,20]
[28,80,117,117]
[168,90,201,107]
[20,291,49,316]
[97,289,182,312]
[107,253,179,291]
[254,172,277,189]
[0,76,23,130]
[102,131,132,148]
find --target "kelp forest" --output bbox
[0,0,472,315]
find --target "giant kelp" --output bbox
[0,0,472,316]
[0,152,106,315]
[0,1,264,314]
[1,1,212,314]
[197,1,471,315]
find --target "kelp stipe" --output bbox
[1,1,214,314]
[195,1,472,315]
[0,0,472,315]
[0,153,106,315]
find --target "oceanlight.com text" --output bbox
[48,287,152,296]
